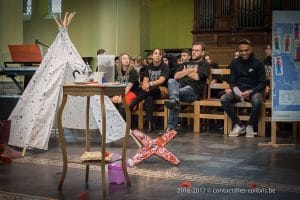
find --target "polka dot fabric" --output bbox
[8,28,125,150]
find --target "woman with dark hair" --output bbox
[129,48,169,132]
[134,56,146,83]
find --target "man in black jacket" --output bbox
[220,39,266,137]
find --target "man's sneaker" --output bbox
[229,124,246,137]
[127,158,134,167]
[165,127,177,132]
[164,99,180,110]
[245,125,257,138]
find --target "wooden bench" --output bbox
[131,99,168,130]
[227,101,265,136]
[195,68,231,134]
[131,67,272,137]
[178,101,199,131]
[261,100,300,138]
[133,68,231,134]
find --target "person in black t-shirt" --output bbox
[129,48,169,132]
[164,42,210,131]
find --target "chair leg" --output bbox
[163,103,168,129]
[224,113,228,135]
[258,102,266,137]
[194,102,200,133]
[138,102,143,129]
[292,122,299,138]
[85,165,89,183]
[227,118,232,134]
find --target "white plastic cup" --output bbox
[94,72,105,84]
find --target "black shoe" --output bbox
[129,103,137,111]
[164,99,180,110]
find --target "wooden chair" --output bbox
[245,73,299,138]
[178,101,199,131]
[131,99,168,130]
[227,101,265,136]
[176,83,209,131]
[195,68,231,134]
[260,100,271,136]
[131,102,144,129]
[261,100,300,138]
[152,99,168,129]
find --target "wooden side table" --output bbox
[57,83,131,198]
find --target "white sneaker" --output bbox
[245,125,257,138]
[127,158,134,167]
[229,124,246,137]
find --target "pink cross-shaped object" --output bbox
[130,129,180,165]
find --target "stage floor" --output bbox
[1,129,300,200]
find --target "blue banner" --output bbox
[272,11,300,121]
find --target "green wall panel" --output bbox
[0,0,194,66]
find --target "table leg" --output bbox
[271,121,278,146]
[9,75,23,93]
[85,96,90,183]
[58,94,68,190]
[122,95,131,186]
[100,94,107,197]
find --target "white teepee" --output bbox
[8,12,126,150]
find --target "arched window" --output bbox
[23,0,62,19]
[238,0,264,28]
[49,0,62,14]
[23,0,32,16]
[23,0,32,21]
[197,0,215,30]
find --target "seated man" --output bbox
[181,49,191,63]
[164,42,210,131]
[220,39,266,137]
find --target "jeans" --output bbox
[220,91,263,127]
[167,79,198,129]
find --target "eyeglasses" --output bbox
[239,49,250,53]
[192,49,202,52]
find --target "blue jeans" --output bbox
[220,91,263,127]
[167,79,198,129]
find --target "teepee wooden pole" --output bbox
[22,146,27,157]
[67,12,76,27]
[63,12,69,27]
[53,15,61,27]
